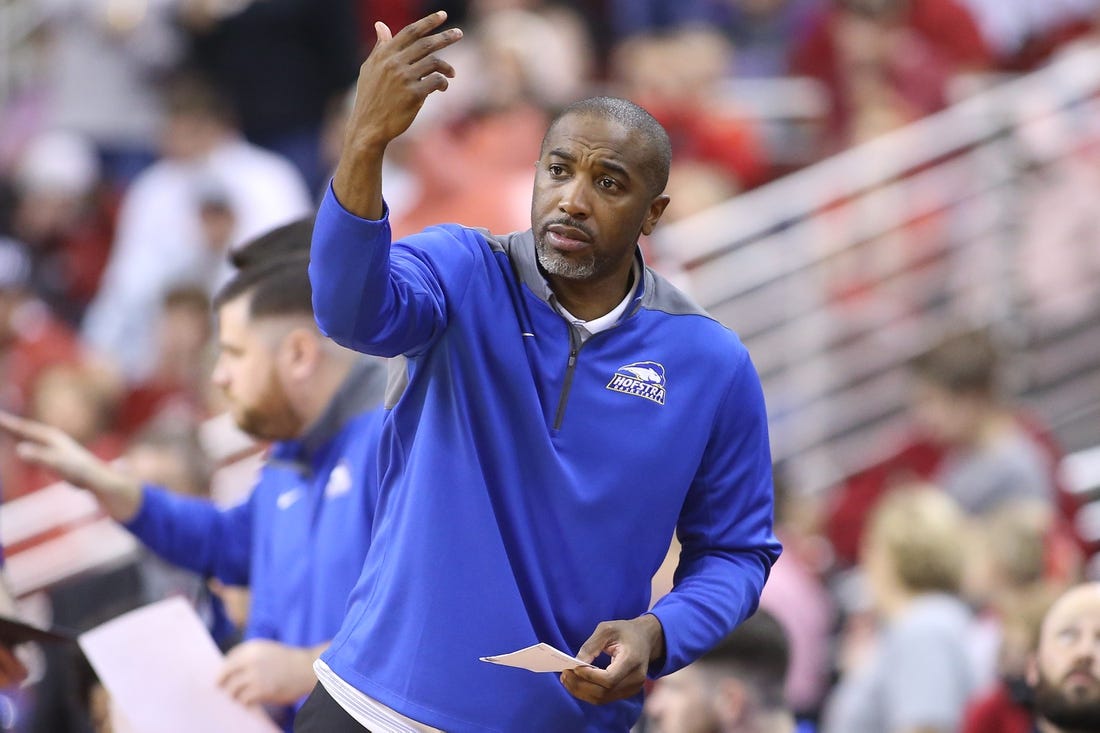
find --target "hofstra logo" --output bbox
[606,361,667,405]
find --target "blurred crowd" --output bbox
[3,0,1100,731]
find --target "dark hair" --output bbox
[163,74,237,127]
[910,329,1001,396]
[229,215,315,270]
[699,610,790,710]
[213,253,313,319]
[543,96,672,196]
[162,284,211,313]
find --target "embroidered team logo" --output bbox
[606,361,667,405]
[324,461,353,499]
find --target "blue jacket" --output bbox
[310,187,781,733]
[124,358,386,725]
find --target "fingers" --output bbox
[410,54,456,82]
[392,10,450,49]
[560,665,645,705]
[219,669,258,706]
[13,442,54,468]
[218,654,257,706]
[405,28,463,64]
[576,622,613,664]
[416,73,450,95]
[374,21,392,43]
[0,411,53,445]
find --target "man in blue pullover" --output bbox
[296,11,781,733]
[0,233,387,730]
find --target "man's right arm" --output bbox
[310,12,464,356]
[125,487,252,586]
[0,412,251,585]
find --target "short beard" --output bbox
[233,371,302,441]
[1034,671,1100,731]
[535,233,607,281]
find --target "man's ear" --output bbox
[713,678,749,727]
[282,327,320,381]
[641,194,671,236]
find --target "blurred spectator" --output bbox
[822,487,978,733]
[178,0,363,192]
[113,286,214,437]
[792,0,989,149]
[81,76,311,381]
[697,0,826,78]
[0,239,83,416]
[33,0,184,186]
[824,329,1081,568]
[3,130,117,324]
[605,0,710,41]
[758,470,835,718]
[1016,132,1100,328]
[1027,582,1100,733]
[0,239,115,499]
[612,28,770,192]
[962,584,1059,733]
[960,0,1098,70]
[964,501,1079,692]
[12,364,125,498]
[643,609,796,733]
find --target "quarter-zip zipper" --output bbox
[553,325,581,430]
[549,274,645,430]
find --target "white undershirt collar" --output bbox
[553,260,641,336]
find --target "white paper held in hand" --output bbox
[78,597,280,733]
[479,642,596,673]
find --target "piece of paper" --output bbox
[0,614,76,646]
[78,597,280,733]
[480,642,595,673]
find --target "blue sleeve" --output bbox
[309,183,479,358]
[125,485,253,587]
[648,350,781,676]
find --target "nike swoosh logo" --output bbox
[276,489,304,510]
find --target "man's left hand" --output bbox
[560,614,665,705]
[217,639,321,707]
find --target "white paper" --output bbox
[479,642,595,673]
[78,597,280,733]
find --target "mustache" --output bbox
[1062,664,1100,685]
[543,218,594,240]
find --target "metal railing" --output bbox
[653,45,1100,496]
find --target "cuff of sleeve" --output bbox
[644,604,681,679]
[323,179,391,226]
[122,484,163,536]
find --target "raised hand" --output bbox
[0,411,142,522]
[334,11,463,218]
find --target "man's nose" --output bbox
[558,180,591,218]
[210,359,229,388]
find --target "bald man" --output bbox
[1029,582,1100,733]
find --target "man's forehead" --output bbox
[1044,585,1100,631]
[543,113,641,161]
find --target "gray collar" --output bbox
[298,356,387,459]
[486,229,649,317]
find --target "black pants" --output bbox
[294,682,371,732]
